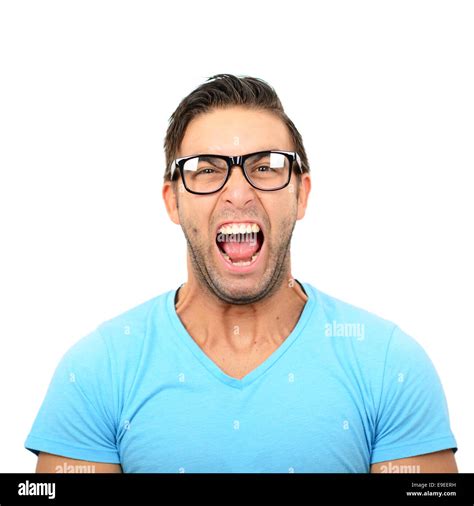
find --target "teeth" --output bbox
[221,250,260,266]
[233,260,251,266]
[218,223,260,235]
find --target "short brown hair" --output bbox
[163,74,310,182]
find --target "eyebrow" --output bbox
[198,155,221,163]
[185,149,283,159]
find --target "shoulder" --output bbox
[302,282,432,388]
[303,282,398,352]
[61,290,172,371]
[98,293,162,344]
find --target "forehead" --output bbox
[178,106,294,157]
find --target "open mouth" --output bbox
[215,222,264,267]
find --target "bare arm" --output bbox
[36,451,122,473]
[371,449,458,473]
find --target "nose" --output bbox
[221,164,255,207]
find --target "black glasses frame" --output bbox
[169,150,303,195]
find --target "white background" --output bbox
[0,0,472,473]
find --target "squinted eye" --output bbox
[196,168,216,175]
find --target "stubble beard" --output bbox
[180,213,297,305]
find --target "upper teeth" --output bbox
[217,223,260,235]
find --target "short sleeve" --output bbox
[371,325,457,464]
[24,329,120,463]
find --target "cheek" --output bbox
[264,196,298,229]
[179,198,213,239]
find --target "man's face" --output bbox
[163,106,310,304]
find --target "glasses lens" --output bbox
[181,152,292,193]
[244,152,290,190]
[183,156,228,193]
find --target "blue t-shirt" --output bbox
[25,282,457,472]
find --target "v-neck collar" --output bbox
[166,280,316,390]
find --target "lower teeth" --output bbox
[222,251,259,266]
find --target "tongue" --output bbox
[221,239,260,262]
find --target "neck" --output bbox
[175,269,308,353]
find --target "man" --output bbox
[25,74,457,473]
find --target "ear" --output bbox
[162,181,180,225]
[296,173,311,221]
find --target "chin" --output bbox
[208,275,273,305]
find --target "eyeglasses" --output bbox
[169,150,303,195]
